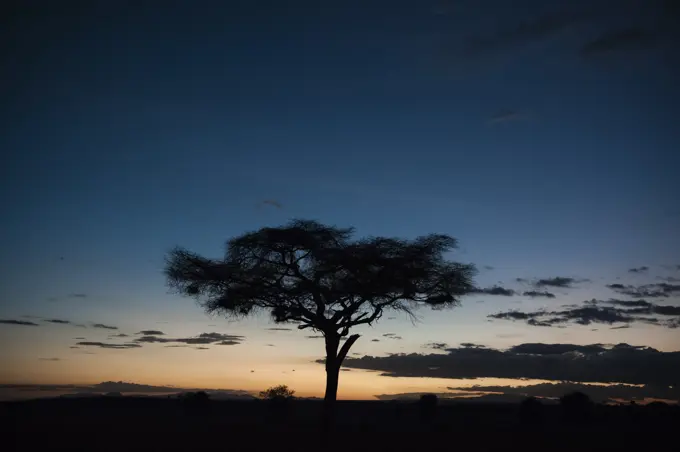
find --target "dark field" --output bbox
[4,397,678,451]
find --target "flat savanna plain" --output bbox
[4,398,678,451]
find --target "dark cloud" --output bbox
[423,342,448,350]
[534,277,576,288]
[265,344,275,347]
[260,199,282,209]
[339,342,680,386]
[73,337,86,340]
[488,109,526,124]
[522,290,556,299]
[448,381,679,404]
[0,381,254,399]
[92,323,118,330]
[76,342,142,349]
[136,330,164,335]
[0,319,39,326]
[460,343,487,349]
[383,333,396,337]
[266,328,292,331]
[69,346,79,349]
[459,8,590,60]
[195,347,210,350]
[607,283,680,298]
[371,339,380,342]
[610,325,631,330]
[109,333,129,338]
[44,319,71,324]
[38,358,61,361]
[581,28,654,58]
[628,266,650,273]
[69,293,88,298]
[135,332,243,345]
[489,298,680,329]
[470,285,516,296]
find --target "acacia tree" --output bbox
[164,219,475,410]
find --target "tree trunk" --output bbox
[322,333,360,431]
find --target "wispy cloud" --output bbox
[523,290,556,298]
[470,285,516,296]
[136,330,164,336]
[581,28,654,59]
[68,293,88,299]
[488,298,680,329]
[0,319,39,326]
[607,283,680,298]
[76,342,142,349]
[38,358,61,361]
[91,323,118,330]
[628,266,649,273]
[43,319,71,325]
[339,343,680,386]
[134,332,244,346]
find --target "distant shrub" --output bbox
[259,385,295,400]
[180,391,211,416]
[560,391,593,423]
[418,394,438,422]
[519,397,544,425]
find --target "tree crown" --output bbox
[165,219,476,336]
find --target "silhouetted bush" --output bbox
[560,391,593,423]
[259,385,295,400]
[418,394,438,422]
[519,396,544,425]
[180,391,211,416]
[259,385,295,424]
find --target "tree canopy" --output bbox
[165,219,476,405]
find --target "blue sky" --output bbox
[1,0,679,400]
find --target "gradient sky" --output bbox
[1,0,679,400]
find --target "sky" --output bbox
[1,0,679,402]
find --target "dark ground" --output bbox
[3,397,678,451]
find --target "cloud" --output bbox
[92,323,118,330]
[489,298,680,329]
[423,342,448,350]
[470,285,516,296]
[489,109,527,124]
[447,381,679,404]
[260,199,282,209]
[76,342,142,349]
[459,8,590,60]
[0,381,255,399]
[135,332,243,345]
[534,277,576,288]
[628,266,650,273]
[371,339,380,342]
[483,265,494,271]
[39,358,61,361]
[69,346,79,349]
[44,319,71,324]
[266,328,292,331]
[0,319,39,326]
[195,347,210,350]
[109,334,129,338]
[522,290,556,298]
[136,330,164,335]
[339,342,680,386]
[69,293,88,298]
[74,337,86,340]
[607,283,680,298]
[305,335,324,339]
[581,28,654,59]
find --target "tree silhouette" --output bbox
[259,385,295,400]
[165,219,475,415]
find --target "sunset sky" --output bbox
[1,0,679,402]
